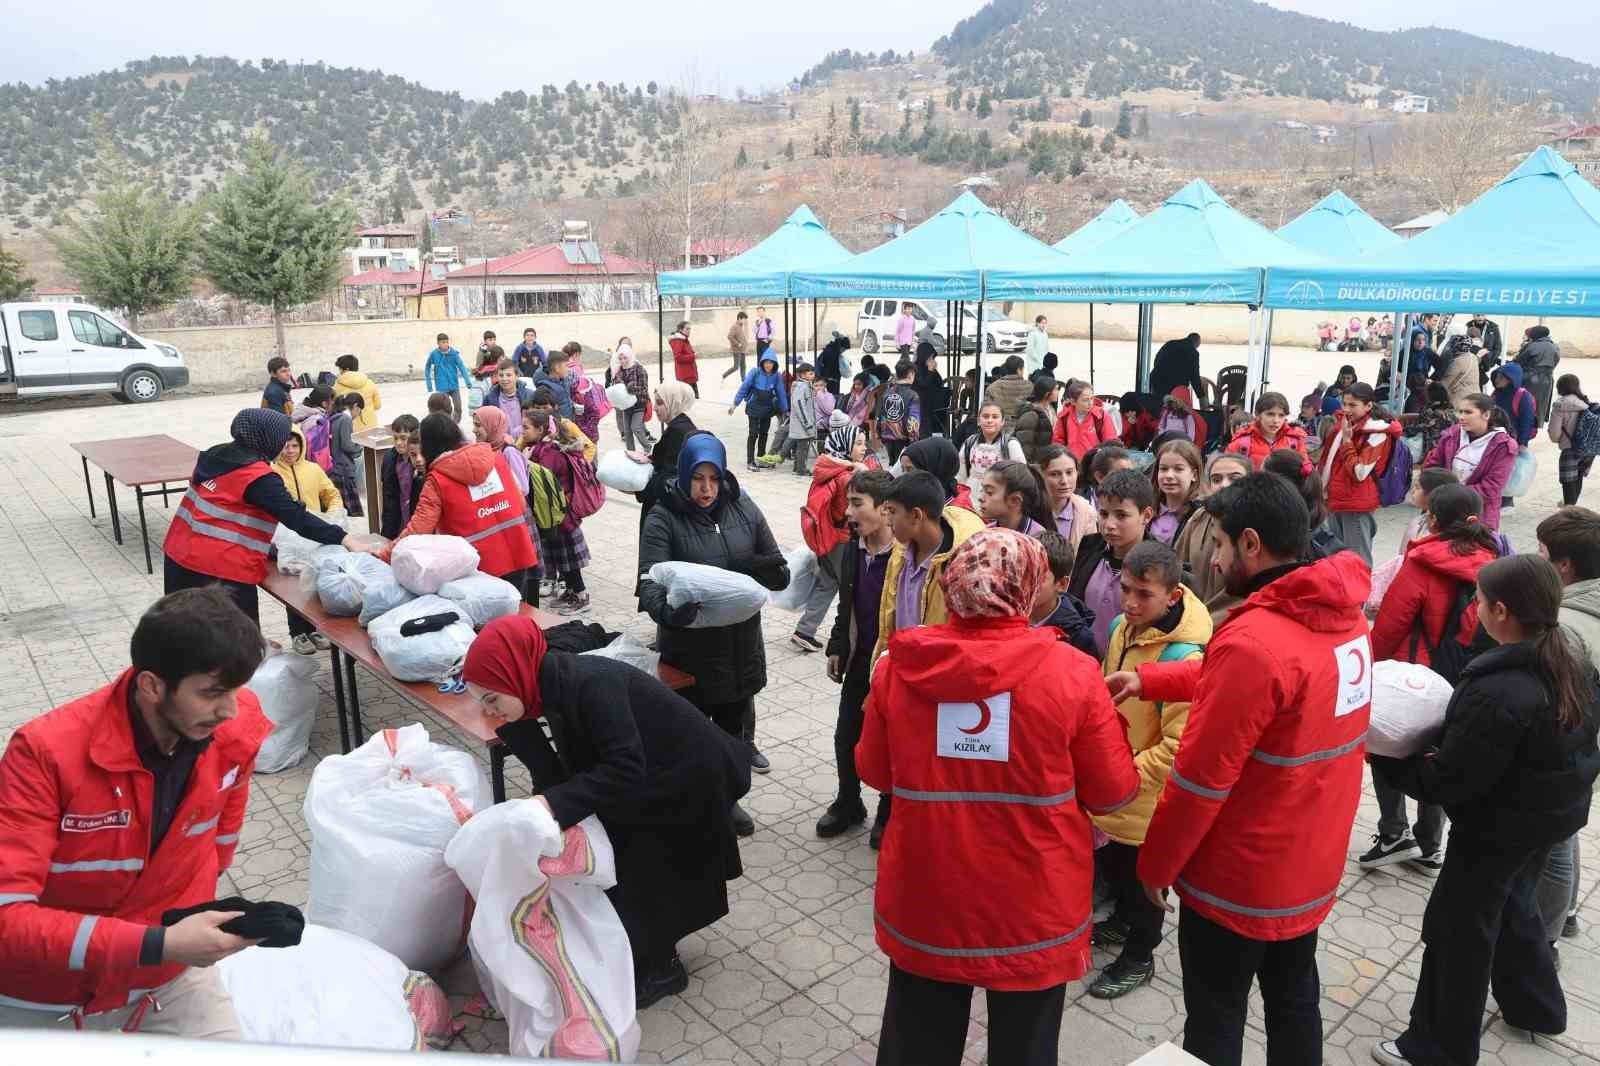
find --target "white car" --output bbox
[0,302,188,403]
[855,298,1028,357]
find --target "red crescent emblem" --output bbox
[1346,648,1367,687]
[959,699,992,735]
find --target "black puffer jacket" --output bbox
[638,469,788,703]
[1372,641,1600,850]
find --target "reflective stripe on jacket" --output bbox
[162,462,278,583]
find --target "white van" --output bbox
[0,302,189,403]
[855,298,1028,357]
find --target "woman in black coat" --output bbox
[912,341,947,438]
[637,381,698,531]
[638,430,788,836]
[462,616,752,1009]
[1369,555,1600,1066]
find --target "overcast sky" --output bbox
[7,0,1597,99]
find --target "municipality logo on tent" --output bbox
[1200,282,1244,303]
[1284,281,1326,305]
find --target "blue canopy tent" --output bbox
[1054,199,1140,255]
[1276,190,1403,258]
[1265,146,1600,408]
[790,191,1074,405]
[653,205,851,375]
[987,180,1325,397]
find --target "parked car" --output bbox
[0,302,188,403]
[855,298,1028,356]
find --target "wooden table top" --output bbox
[260,569,691,744]
[71,434,199,486]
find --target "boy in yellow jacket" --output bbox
[333,354,382,431]
[271,426,339,654]
[1089,540,1211,999]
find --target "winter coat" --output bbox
[1468,318,1503,361]
[1421,425,1518,529]
[1093,588,1212,846]
[1515,336,1562,373]
[1550,393,1589,452]
[726,321,748,355]
[333,370,382,431]
[1136,554,1373,941]
[1013,403,1056,463]
[615,361,650,409]
[732,364,789,418]
[1053,402,1119,459]
[1560,578,1600,667]
[531,370,575,418]
[379,448,424,540]
[789,379,818,438]
[1437,350,1479,408]
[669,332,699,385]
[805,454,855,554]
[984,375,1033,432]
[1491,362,1537,445]
[816,338,850,389]
[0,671,269,1014]
[1320,410,1399,514]
[876,382,921,443]
[638,414,696,527]
[856,616,1139,990]
[1227,423,1309,470]
[1173,506,1227,605]
[262,378,293,414]
[1149,338,1203,404]
[512,341,546,378]
[386,443,539,578]
[1038,592,1098,657]
[1370,534,1496,666]
[424,346,472,393]
[871,505,986,662]
[271,427,340,512]
[1371,641,1599,851]
[638,470,787,704]
[482,380,537,432]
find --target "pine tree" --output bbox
[1078,108,1093,128]
[735,145,749,168]
[48,178,200,329]
[1068,150,1086,177]
[1115,101,1133,138]
[0,239,34,301]
[783,139,796,161]
[849,97,862,140]
[199,136,356,358]
[1100,131,1117,153]
[976,91,992,119]
[1136,111,1150,137]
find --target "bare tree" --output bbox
[1393,83,1537,212]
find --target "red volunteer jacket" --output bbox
[1227,423,1309,470]
[1370,534,1494,666]
[1320,412,1400,514]
[162,462,279,583]
[0,671,269,1014]
[857,617,1138,990]
[430,445,538,578]
[1136,554,1372,941]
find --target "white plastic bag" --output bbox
[305,724,490,972]
[316,553,396,617]
[369,595,477,682]
[445,800,640,1061]
[1505,447,1538,497]
[466,384,484,411]
[299,544,350,597]
[358,574,418,627]
[605,381,636,411]
[439,572,523,628]
[769,546,818,611]
[596,450,652,492]
[1368,660,1454,758]
[246,652,321,773]
[648,560,769,628]
[273,525,322,575]
[581,634,661,676]
[218,924,424,1051]
[392,534,481,595]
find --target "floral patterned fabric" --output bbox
[939,527,1049,620]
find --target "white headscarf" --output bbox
[609,341,634,381]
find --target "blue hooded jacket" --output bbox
[732,356,789,416]
[1491,362,1536,445]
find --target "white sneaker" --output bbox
[291,634,317,656]
[1371,1039,1411,1065]
[1358,833,1422,870]
[310,633,331,652]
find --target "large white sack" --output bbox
[369,595,477,683]
[596,450,652,493]
[358,573,419,626]
[392,534,481,595]
[272,525,323,575]
[1369,660,1454,758]
[605,381,636,411]
[439,572,523,628]
[315,553,396,617]
[648,560,769,628]
[217,924,423,1050]
[304,723,490,971]
[769,546,818,612]
[246,652,321,774]
[445,800,639,1061]
[581,634,660,676]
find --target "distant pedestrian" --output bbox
[329,393,365,517]
[513,327,546,378]
[1025,314,1050,378]
[753,306,775,359]
[724,312,750,381]
[1550,374,1595,505]
[670,321,700,397]
[894,303,916,355]
[424,332,472,421]
[612,341,657,452]
[1515,325,1561,424]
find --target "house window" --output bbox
[502,290,580,315]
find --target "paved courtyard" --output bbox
[1,337,1597,1064]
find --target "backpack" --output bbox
[1376,432,1413,507]
[295,372,313,388]
[317,371,338,388]
[878,385,914,440]
[801,472,849,557]
[301,415,334,473]
[526,463,569,532]
[563,452,607,522]
[960,429,1015,471]
[1574,403,1600,459]
[1409,579,1493,686]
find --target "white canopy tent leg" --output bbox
[1244,309,1265,410]
[1136,303,1154,393]
[1390,312,1411,414]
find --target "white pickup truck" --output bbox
[0,302,189,403]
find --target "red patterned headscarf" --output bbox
[940,528,1050,620]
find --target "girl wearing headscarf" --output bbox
[610,341,655,452]
[913,342,947,438]
[638,432,789,837]
[900,436,978,515]
[523,411,594,614]
[856,528,1138,1066]
[163,408,364,626]
[462,616,752,1010]
[470,405,529,495]
[793,415,873,655]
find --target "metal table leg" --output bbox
[135,488,153,574]
[81,456,96,517]
[344,652,364,747]
[329,647,351,753]
[491,745,507,803]
[104,474,122,544]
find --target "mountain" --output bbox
[930,0,1599,111]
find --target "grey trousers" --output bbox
[1327,511,1376,567]
[796,544,843,641]
[615,407,655,451]
[1537,833,1581,941]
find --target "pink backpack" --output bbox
[562,452,607,523]
[300,415,334,473]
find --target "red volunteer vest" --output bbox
[432,454,538,577]
[162,463,279,584]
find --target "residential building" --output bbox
[687,238,755,268]
[1391,94,1431,115]
[442,243,654,317]
[338,268,423,319]
[31,287,87,305]
[348,224,421,275]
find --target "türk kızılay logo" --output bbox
[936,693,1012,762]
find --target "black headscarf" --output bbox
[229,409,293,462]
[902,437,960,499]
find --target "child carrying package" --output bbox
[245,651,321,773]
[392,534,480,595]
[605,381,636,411]
[647,560,769,628]
[596,450,652,493]
[438,572,523,628]
[1368,660,1454,758]
[304,724,491,972]
[445,799,640,1061]
[369,596,478,683]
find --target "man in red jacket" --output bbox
[0,588,271,1037]
[1108,475,1373,1066]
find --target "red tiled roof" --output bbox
[442,244,653,281]
[341,268,423,288]
[689,237,754,257]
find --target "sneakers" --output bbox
[816,802,867,839]
[1092,919,1130,947]
[749,746,771,774]
[1371,1039,1412,1065]
[746,462,762,472]
[1410,847,1444,876]
[555,591,591,615]
[790,631,824,654]
[310,632,331,651]
[539,578,560,600]
[291,634,317,656]
[757,454,783,466]
[1564,914,1582,939]
[1088,957,1154,999]
[730,803,755,837]
[1358,833,1422,870]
